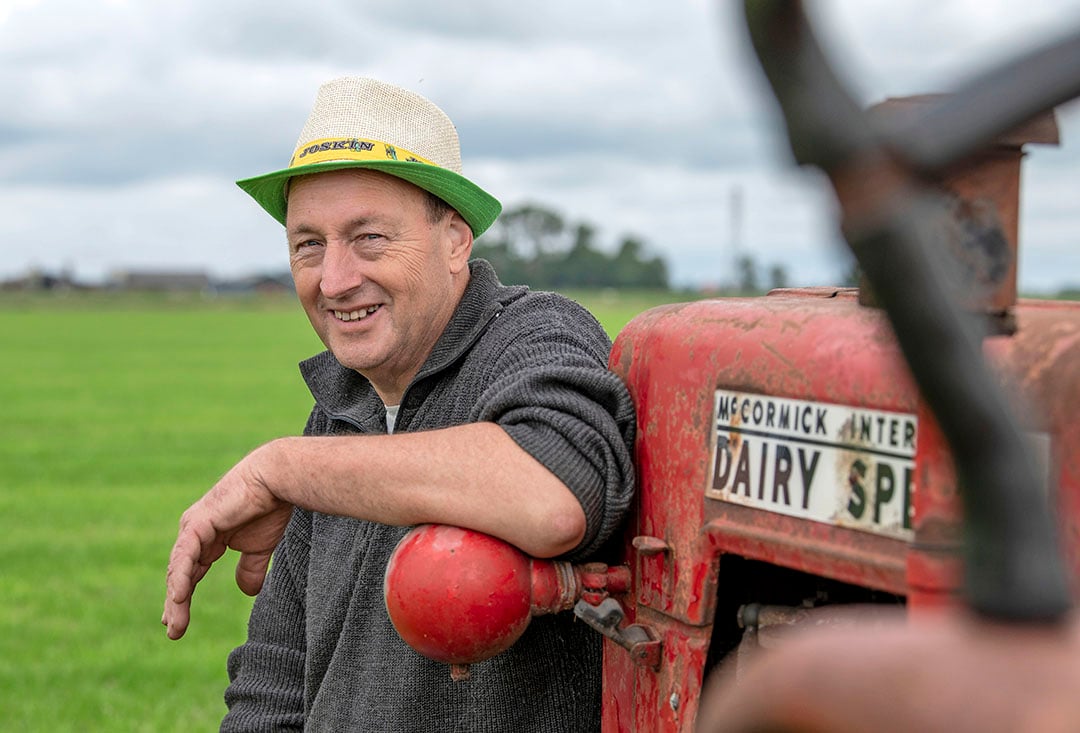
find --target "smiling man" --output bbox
[162,77,636,732]
[287,170,470,406]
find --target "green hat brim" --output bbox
[236,159,502,237]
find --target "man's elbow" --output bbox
[528,500,586,559]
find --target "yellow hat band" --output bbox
[289,137,437,169]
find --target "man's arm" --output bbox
[163,422,585,640]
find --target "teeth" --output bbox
[333,305,380,322]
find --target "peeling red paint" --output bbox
[603,294,1080,730]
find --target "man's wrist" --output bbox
[244,438,294,507]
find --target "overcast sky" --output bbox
[3,0,1079,291]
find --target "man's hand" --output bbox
[161,424,588,639]
[162,443,293,640]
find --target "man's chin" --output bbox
[331,350,380,373]
[322,334,369,365]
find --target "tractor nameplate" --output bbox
[707,390,917,541]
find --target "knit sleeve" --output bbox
[474,296,636,561]
[221,508,311,732]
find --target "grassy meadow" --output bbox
[0,287,684,731]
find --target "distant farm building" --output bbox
[110,270,212,292]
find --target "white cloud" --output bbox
[3,176,287,282]
[0,0,40,24]
[1,0,1079,292]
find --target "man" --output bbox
[162,77,636,731]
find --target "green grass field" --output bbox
[0,287,685,731]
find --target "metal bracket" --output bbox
[574,597,662,670]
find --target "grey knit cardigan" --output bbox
[222,260,636,732]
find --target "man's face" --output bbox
[286,169,472,403]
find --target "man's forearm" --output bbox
[163,421,587,640]
[254,422,586,559]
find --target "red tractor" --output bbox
[386,4,1080,730]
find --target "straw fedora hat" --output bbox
[237,77,502,237]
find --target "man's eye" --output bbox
[294,240,323,251]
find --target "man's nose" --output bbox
[319,242,365,300]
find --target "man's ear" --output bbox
[446,212,474,274]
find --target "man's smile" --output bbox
[332,305,382,322]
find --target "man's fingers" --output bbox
[163,596,191,640]
[163,555,216,639]
[162,557,193,640]
[161,458,288,638]
[163,537,198,639]
[163,511,226,639]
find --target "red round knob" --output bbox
[384,524,533,665]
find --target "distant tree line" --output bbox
[473,204,670,290]
[732,254,791,294]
